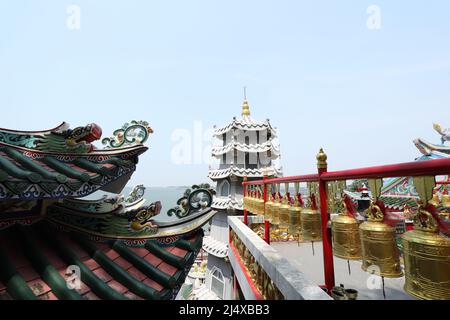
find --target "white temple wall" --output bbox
[205,255,234,300]
[209,210,230,244]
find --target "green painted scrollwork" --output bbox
[167,184,213,219]
[102,121,153,149]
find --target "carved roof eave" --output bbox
[211,196,243,210]
[47,205,217,241]
[213,117,277,137]
[211,140,281,157]
[0,143,148,201]
[202,236,228,258]
[0,141,148,158]
[414,138,450,156]
[208,166,283,181]
[0,122,69,135]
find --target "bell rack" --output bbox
[242,151,450,296]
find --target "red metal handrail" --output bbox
[247,158,450,185]
[321,157,450,181]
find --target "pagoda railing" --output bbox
[243,150,450,295]
[228,215,332,300]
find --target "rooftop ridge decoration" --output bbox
[59,185,147,214]
[167,184,214,219]
[102,121,153,149]
[433,123,450,144]
[0,123,102,153]
[47,192,216,242]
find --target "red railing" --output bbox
[243,153,450,295]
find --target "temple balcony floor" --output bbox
[271,241,415,301]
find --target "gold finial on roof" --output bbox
[242,87,250,117]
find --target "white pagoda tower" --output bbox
[201,95,282,300]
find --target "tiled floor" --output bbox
[271,241,415,300]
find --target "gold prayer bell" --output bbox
[256,191,265,216]
[265,191,274,223]
[271,192,282,226]
[360,201,403,278]
[289,197,302,235]
[245,190,252,213]
[402,206,450,300]
[243,190,250,212]
[279,194,291,229]
[332,199,362,261]
[429,194,440,207]
[301,197,322,242]
[249,190,257,214]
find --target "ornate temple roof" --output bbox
[0,121,152,201]
[208,166,282,181]
[0,122,217,300]
[376,124,450,211]
[211,139,280,157]
[211,195,244,211]
[213,117,276,137]
[213,99,277,137]
[0,221,204,300]
[413,138,450,160]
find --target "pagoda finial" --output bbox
[241,87,250,117]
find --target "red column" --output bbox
[243,177,248,226]
[317,149,335,293]
[263,176,270,244]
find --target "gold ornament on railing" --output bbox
[279,183,291,230]
[402,176,450,300]
[230,229,285,300]
[289,182,303,237]
[360,179,403,279]
[332,194,362,261]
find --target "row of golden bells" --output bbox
[245,188,449,300]
[244,190,322,242]
[245,189,449,300]
[331,197,449,300]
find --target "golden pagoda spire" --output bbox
[242,86,250,117]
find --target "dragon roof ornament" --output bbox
[413,123,450,158]
[46,185,216,241]
[433,123,450,144]
[0,120,152,154]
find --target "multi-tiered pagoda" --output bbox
[200,96,282,300]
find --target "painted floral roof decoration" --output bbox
[102,121,153,149]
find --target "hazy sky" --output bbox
[1,1,449,187]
